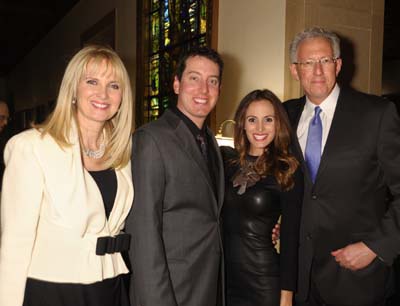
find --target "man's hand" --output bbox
[331,242,377,271]
[272,223,280,245]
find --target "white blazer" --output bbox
[0,128,134,306]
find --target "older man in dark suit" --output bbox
[126,47,225,306]
[284,28,400,306]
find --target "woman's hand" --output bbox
[272,222,280,244]
[280,290,293,306]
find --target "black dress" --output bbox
[22,169,130,306]
[221,147,303,306]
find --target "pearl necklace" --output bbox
[82,133,106,159]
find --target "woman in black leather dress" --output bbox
[221,89,303,306]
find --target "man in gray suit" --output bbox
[127,47,225,306]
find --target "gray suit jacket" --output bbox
[284,88,400,305]
[126,109,225,306]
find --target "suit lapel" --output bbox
[177,121,213,184]
[286,98,311,182]
[164,110,217,204]
[315,89,352,181]
[287,93,354,185]
[286,98,305,159]
[207,127,225,214]
[288,97,306,131]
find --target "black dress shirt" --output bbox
[171,107,218,196]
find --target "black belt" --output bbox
[96,233,131,255]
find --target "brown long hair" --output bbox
[233,89,298,190]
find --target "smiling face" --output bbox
[75,59,122,129]
[290,37,342,105]
[0,102,9,133]
[244,100,276,156]
[173,55,220,128]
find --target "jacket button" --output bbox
[312,194,317,200]
[306,234,313,240]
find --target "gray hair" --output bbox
[289,27,341,63]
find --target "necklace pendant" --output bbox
[83,142,105,159]
[82,130,106,159]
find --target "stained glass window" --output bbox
[137,0,213,125]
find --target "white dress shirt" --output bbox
[297,84,340,157]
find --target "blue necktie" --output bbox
[305,106,322,183]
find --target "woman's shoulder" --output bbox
[220,146,238,162]
[7,128,42,147]
[219,146,240,179]
[5,128,62,159]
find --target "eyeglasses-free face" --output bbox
[244,99,276,156]
[173,55,220,129]
[290,37,342,105]
[0,103,9,132]
[0,115,9,122]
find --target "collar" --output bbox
[171,106,207,138]
[304,83,340,119]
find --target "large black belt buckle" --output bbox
[95,233,131,256]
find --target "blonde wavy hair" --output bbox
[36,45,133,169]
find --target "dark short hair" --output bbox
[175,47,224,82]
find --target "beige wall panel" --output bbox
[284,0,306,100]
[335,27,371,91]
[284,0,384,98]
[372,0,385,13]
[317,7,371,29]
[313,0,372,12]
[218,0,286,127]
[304,3,318,28]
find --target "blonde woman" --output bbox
[0,45,134,306]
